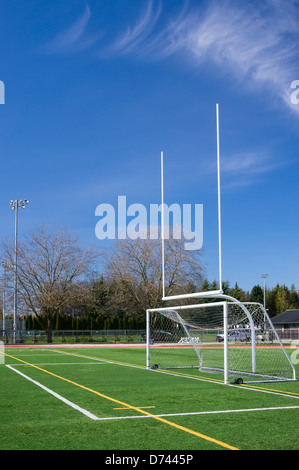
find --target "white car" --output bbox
[216,329,251,343]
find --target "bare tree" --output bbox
[102,236,204,315]
[2,224,99,342]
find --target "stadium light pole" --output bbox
[260,273,269,310]
[10,199,29,343]
[2,261,11,336]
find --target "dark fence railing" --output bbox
[0,329,146,345]
[275,328,299,341]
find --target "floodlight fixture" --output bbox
[10,199,29,210]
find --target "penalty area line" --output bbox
[6,364,99,421]
[94,405,299,421]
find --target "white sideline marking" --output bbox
[12,362,109,367]
[93,405,299,421]
[6,365,99,420]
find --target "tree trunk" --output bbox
[45,317,53,343]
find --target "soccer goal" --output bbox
[146,301,296,384]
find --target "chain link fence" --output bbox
[0,328,146,345]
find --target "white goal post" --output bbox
[146,300,296,385]
[161,104,223,301]
[150,104,296,385]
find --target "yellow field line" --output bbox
[114,406,155,410]
[157,367,224,382]
[241,383,299,396]
[2,351,239,451]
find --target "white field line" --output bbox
[6,364,99,421]
[7,363,299,423]
[11,362,110,366]
[93,405,299,421]
[5,352,299,424]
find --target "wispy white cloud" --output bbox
[105,0,162,57]
[42,5,97,53]
[101,0,299,115]
[220,150,287,189]
[221,152,277,174]
[173,0,299,114]
[198,147,288,190]
[41,1,299,115]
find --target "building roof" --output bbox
[271,309,299,325]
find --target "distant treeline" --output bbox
[205,280,299,317]
[21,280,299,331]
[3,226,296,338]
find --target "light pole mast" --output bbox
[2,262,8,336]
[260,273,269,310]
[10,199,29,342]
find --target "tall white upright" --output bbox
[161,151,165,299]
[216,103,222,293]
[223,302,228,384]
[160,104,223,301]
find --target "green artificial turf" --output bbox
[1,346,298,451]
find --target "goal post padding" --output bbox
[146,301,296,384]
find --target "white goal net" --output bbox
[146,301,296,384]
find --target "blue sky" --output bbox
[0,0,299,293]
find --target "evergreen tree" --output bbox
[250,285,264,304]
[210,280,219,291]
[289,284,299,309]
[275,285,290,314]
[229,282,244,301]
[222,281,231,295]
[201,279,211,292]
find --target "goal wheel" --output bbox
[235,378,243,384]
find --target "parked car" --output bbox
[216,329,252,343]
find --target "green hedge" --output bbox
[25,313,146,331]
